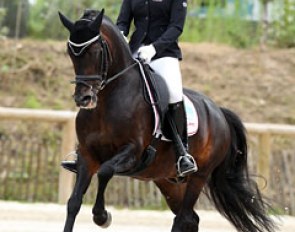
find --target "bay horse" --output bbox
[58,9,275,232]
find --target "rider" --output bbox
[62,0,197,177]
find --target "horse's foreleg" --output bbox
[92,162,114,227]
[63,156,92,232]
[92,144,137,228]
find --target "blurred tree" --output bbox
[259,0,273,49]
[0,6,8,37]
[2,0,292,48]
[0,0,29,38]
[28,0,122,39]
[273,0,295,47]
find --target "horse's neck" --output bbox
[100,21,134,76]
[99,20,143,105]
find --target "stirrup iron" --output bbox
[61,151,78,173]
[176,154,198,177]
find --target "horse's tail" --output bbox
[208,107,276,232]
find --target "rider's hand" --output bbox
[138,44,156,63]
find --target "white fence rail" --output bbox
[1,107,295,204]
[0,107,76,203]
[245,123,295,193]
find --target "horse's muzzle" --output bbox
[74,94,97,109]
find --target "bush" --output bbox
[0,7,8,37]
[272,0,295,48]
[182,0,262,48]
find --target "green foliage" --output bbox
[0,7,8,36]
[272,0,295,47]
[0,0,29,38]
[2,0,292,48]
[183,17,260,48]
[182,0,262,47]
[28,0,67,39]
[1,64,9,73]
[24,94,42,109]
[28,0,121,39]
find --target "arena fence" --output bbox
[0,107,295,214]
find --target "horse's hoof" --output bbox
[93,211,112,228]
[101,212,112,228]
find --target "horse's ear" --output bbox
[58,11,74,32]
[89,9,104,33]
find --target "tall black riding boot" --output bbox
[167,101,198,177]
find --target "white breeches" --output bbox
[149,57,183,103]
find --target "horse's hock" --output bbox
[0,107,295,215]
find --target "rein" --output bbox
[69,34,138,91]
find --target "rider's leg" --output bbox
[150,57,197,177]
[166,101,198,177]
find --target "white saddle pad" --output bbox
[155,95,199,140]
[137,61,198,139]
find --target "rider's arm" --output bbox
[116,0,133,37]
[152,0,187,54]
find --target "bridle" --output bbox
[68,32,138,92]
[69,34,111,90]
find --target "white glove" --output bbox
[120,31,129,43]
[138,44,156,63]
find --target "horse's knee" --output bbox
[99,163,114,179]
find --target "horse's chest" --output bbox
[78,131,115,160]
[79,129,111,146]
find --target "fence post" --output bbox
[58,118,76,204]
[257,133,271,193]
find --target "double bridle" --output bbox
[68,33,137,92]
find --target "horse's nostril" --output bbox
[82,95,91,102]
[75,95,92,106]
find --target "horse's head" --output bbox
[59,9,110,109]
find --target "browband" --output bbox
[68,35,101,56]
